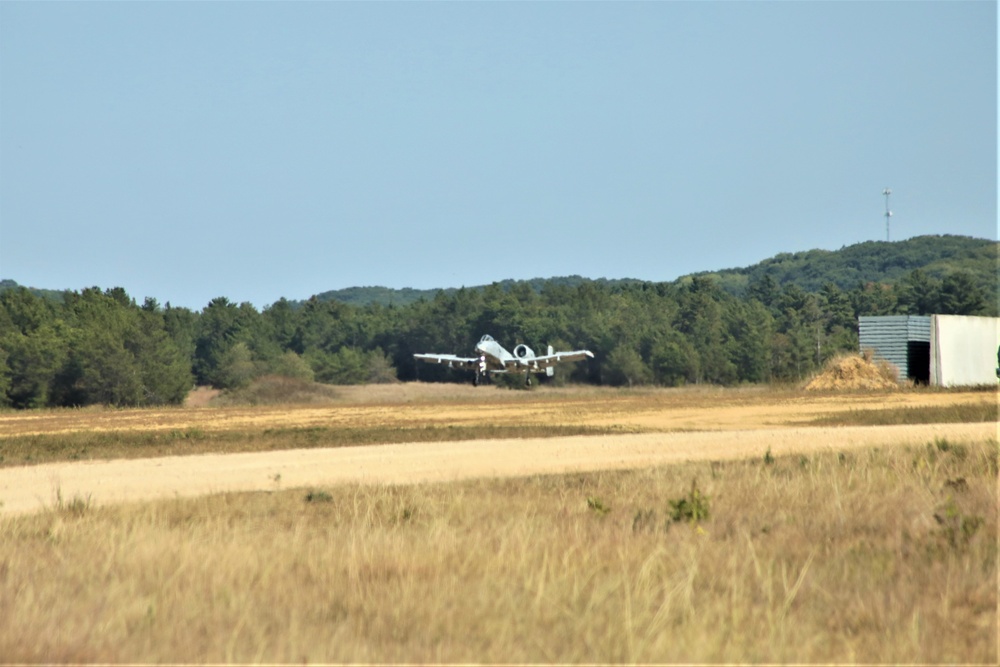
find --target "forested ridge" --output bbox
[308,234,995,307]
[1,234,995,408]
[306,277,643,308]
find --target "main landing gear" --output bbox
[473,356,488,387]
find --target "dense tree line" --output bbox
[0,261,992,408]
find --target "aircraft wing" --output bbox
[413,353,480,370]
[505,350,594,370]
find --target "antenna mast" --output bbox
[882,187,893,241]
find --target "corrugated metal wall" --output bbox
[858,315,931,380]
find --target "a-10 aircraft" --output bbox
[414,334,594,386]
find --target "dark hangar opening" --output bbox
[906,340,930,385]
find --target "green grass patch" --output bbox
[0,423,620,468]
[812,403,997,427]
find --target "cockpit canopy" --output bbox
[479,334,495,343]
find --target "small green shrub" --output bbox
[934,498,985,548]
[586,496,610,516]
[933,438,968,460]
[304,489,333,503]
[668,479,710,525]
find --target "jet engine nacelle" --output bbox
[513,344,535,360]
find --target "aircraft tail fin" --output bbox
[546,345,555,376]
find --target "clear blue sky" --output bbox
[1,1,995,310]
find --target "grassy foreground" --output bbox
[1,440,995,663]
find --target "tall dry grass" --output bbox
[1,440,995,663]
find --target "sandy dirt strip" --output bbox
[1,422,993,517]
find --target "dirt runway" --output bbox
[1,421,994,517]
[1,386,996,516]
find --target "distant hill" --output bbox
[306,285,445,307]
[4,235,995,309]
[679,234,997,296]
[304,276,644,308]
[308,235,996,307]
[0,279,68,303]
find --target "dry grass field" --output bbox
[0,383,997,662]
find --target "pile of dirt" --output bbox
[805,350,900,391]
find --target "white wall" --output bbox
[930,315,1000,387]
